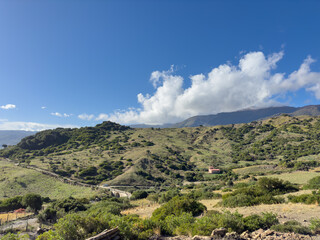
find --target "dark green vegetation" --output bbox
[35,196,281,240]
[3,115,320,187]
[0,193,42,213]
[221,177,298,207]
[271,220,312,235]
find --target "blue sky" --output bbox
[0,0,320,130]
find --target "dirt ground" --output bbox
[202,200,320,226]
[123,196,320,226]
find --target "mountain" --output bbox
[0,130,36,146]
[171,105,320,128]
[291,104,320,116]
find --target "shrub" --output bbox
[159,189,181,203]
[38,207,57,223]
[163,212,194,235]
[243,212,278,232]
[271,220,312,235]
[0,233,30,240]
[310,218,320,234]
[0,196,23,212]
[130,190,148,200]
[47,213,108,240]
[22,193,43,213]
[221,177,295,207]
[288,191,320,204]
[304,176,320,189]
[51,197,87,213]
[151,196,206,222]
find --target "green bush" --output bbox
[130,190,149,200]
[1,233,30,240]
[271,220,312,235]
[309,218,320,234]
[51,197,87,213]
[288,192,320,205]
[221,177,295,207]
[304,176,320,189]
[243,212,278,232]
[0,196,23,212]
[151,196,206,222]
[22,193,43,213]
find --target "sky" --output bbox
[0,0,320,131]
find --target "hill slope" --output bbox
[2,116,320,188]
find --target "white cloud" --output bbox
[51,112,62,117]
[96,51,320,125]
[1,104,16,110]
[0,119,77,131]
[78,113,95,121]
[41,106,47,109]
[51,112,72,117]
[96,113,109,121]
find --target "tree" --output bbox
[22,193,43,213]
[2,144,7,148]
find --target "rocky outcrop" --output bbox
[151,228,316,239]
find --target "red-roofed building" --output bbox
[208,166,220,174]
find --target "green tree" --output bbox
[22,193,43,213]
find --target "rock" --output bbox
[192,236,211,240]
[211,227,227,238]
[224,232,240,240]
[262,229,274,237]
[240,230,250,239]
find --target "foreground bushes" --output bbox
[222,177,297,207]
[151,196,206,222]
[36,195,282,240]
[288,191,320,205]
[271,220,312,235]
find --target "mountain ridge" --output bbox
[131,104,320,128]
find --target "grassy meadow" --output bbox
[0,160,98,200]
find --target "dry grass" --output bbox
[262,171,320,185]
[200,195,320,226]
[121,199,160,218]
[0,212,31,224]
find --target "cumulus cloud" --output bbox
[51,112,71,117]
[1,104,16,110]
[78,113,95,121]
[41,106,47,109]
[96,113,109,121]
[98,51,320,125]
[0,119,77,131]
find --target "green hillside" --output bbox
[0,160,97,200]
[2,116,320,188]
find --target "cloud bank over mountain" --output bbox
[0,119,77,131]
[97,51,320,125]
